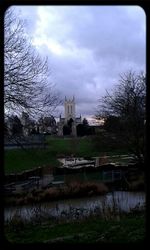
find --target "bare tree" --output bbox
[4,8,61,119]
[96,70,146,164]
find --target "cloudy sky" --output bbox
[10,5,146,124]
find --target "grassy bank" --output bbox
[5,136,129,174]
[5,213,145,243]
[5,182,108,206]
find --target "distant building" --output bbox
[38,116,57,134]
[57,96,82,136]
[20,112,57,135]
[21,112,36,136]
[5,115,23,136]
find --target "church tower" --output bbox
[58,96,81,136]
[64,96,75,122]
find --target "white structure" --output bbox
[64,96,75,122]
[58,96,82,136]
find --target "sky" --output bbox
[9,5,146,124]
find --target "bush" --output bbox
[7,214,26,232]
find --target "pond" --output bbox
[5,191,145,222]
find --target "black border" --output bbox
[0,0,149,248]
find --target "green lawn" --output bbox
[46,137,96,156]
[46,136,128,156]
[5,136,129,174]
[5,214,145,243]
[4,148,60,174]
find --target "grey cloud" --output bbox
[64,7,145,66]
[11,6,145,119]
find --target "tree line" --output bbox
[96,70,146,165]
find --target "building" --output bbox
[21,112,36,136]
[57,96,82,136]
[37,116,57,134]
[21,112,57,136]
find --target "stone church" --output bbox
[57,96,82,136]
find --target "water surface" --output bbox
[5,191,145,221]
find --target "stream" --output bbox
[5,191,145,222]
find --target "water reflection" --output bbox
[5,191,145,222]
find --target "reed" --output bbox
[5,181,109,205]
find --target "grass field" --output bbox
[46,136,97,156]
[5,136,129,174]
[4,148,61,174]
[5,213,145,243]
